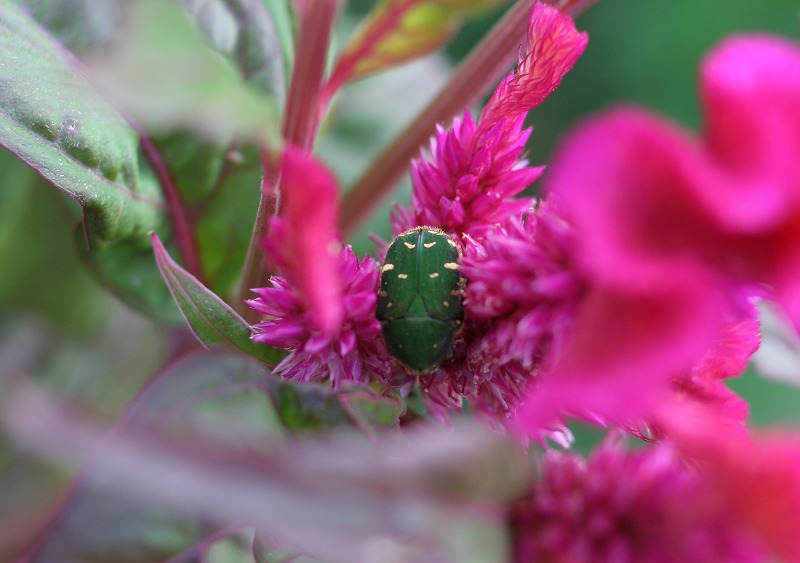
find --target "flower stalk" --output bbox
[338,0,597,238]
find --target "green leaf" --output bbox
[88,0,281,147]
[178,0,288,104]
[267,382,364,433]
[338,390,407,431]
[16,0,128,53]
[80,232,182,323]
[152,135,262,298]
[0,2,164,245]
[0,150,108,330]
[152,233,285,365]
[326,0,505,93]
[0,3,181,319]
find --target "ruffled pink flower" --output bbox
[515,34,800,435]
[394,2,587,240]
[511,436,764,563]
[248,246,392,388]
[669,314,759,427]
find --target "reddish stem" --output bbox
[139,134,204,281]
[236,0,340,317]
[235,148,280,319]
[282,0,340,148]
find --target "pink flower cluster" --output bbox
[393,2,587,241]
[511,431,800,563]
[389,2,589,422]
[247,148,392,388]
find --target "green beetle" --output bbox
[376,226,465,372]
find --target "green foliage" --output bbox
[0,2,163,245]
[152,234,285,364]
[330,0,506,88]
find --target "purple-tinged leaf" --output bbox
[7,350,406,561]
[10,351,281,562]
[152,233,285,366]
[4,373,524,562]
[323,0,507,101]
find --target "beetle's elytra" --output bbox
[376,227,464,372]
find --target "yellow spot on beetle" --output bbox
[429,272,440,279]
[446,238,457,247]
[381,263,395,272]
[443,301,449,307]
[423,241,436,248]
[404,242,416,249]
[443,262,458,270]
[398,273,408,279]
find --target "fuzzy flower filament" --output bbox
[248,149,393,388]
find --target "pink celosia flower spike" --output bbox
[247,148,394,388]
[264,146,344,336]
[397,2,587,240]
[510,436,768,562]
[481,1,588,128]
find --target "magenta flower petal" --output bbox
[514,278,730,433]
[706,433,800,562]
[265,147,344,337]
[543,108,720,290]
[698,35,800,231]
